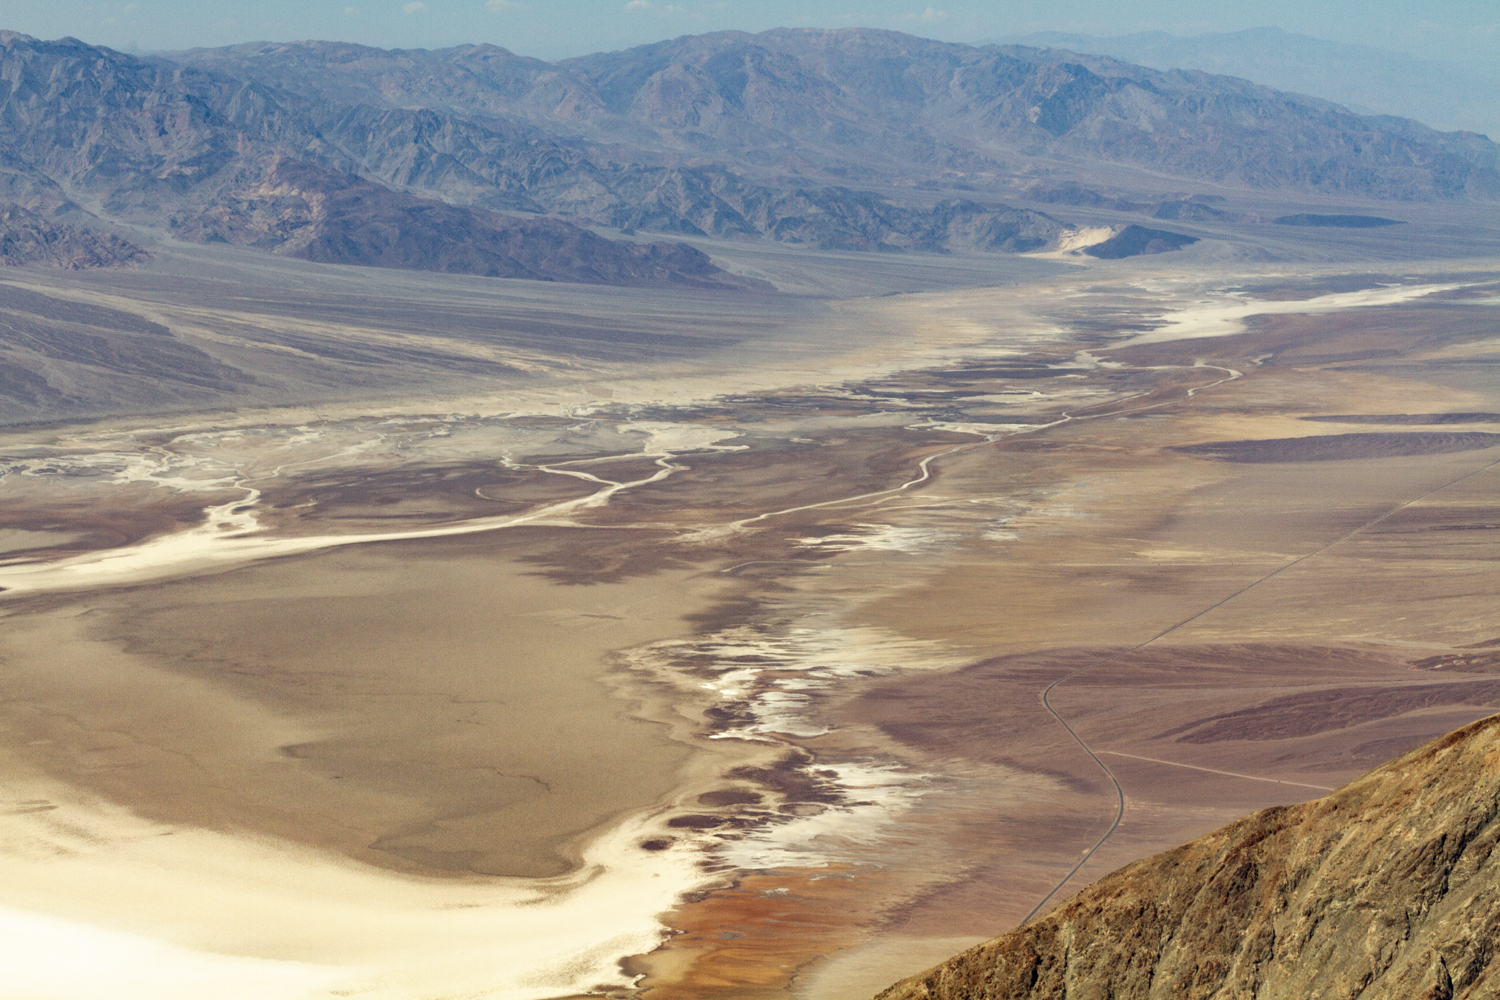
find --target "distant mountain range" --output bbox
[1,27,1496,284]
[999,27,1500,141]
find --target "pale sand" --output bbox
[0,540,739,876]
[0,532,746,997]
[1023,225,1117,262]
[0,766,705,999]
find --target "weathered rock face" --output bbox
[876,714,1500,1000]
[170,158,747,288]
[0,203,149,267]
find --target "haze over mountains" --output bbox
[1,26,1497,284]
[1001,27,1500,142]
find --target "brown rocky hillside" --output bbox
[876,714,1500,1000]
[0,203,149,268]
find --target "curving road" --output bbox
[1018,451,1500,925]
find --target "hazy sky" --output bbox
[2,0,1496,63]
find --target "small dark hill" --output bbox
[1274,213,1404,227]
[0,203,150,268]
[1172,431,1500,462]
[1083,225,1198,259]
[173,159,749,289]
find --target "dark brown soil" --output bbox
[1410,650,1500,673]
[1302,412,1500,425]
[1172,431,1500,462]
[1163,680,1500,742]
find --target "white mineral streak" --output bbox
[1024,226,1117,262]
[795,524,958,555]
[0,422,742,595]
[623,619,967,867]
[715,760,934,869]
[1120,282,1466,346]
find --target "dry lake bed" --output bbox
[2,237,1499,999]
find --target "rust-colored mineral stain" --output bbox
[633,865,895,998]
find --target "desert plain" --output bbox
[1,218,1498,1000]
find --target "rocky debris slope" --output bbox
[875,713,1500,1000]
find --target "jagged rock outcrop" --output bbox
[875,714,1500,1000]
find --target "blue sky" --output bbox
[2,0,1495,62]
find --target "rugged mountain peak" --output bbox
[875,714,1500,1000]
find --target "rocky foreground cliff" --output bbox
[876,714,1500,1000]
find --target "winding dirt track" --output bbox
[1019,451,1500,925]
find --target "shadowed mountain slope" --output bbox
[0,31,750,285]
[170,158,741,286]
[875,713,1500,1000]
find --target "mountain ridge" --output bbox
[2,26,1496,283]
[998,27,1500,141]
[168,27,1500,200]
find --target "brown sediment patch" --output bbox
[630,865,896,1000]
[258,461,606,532]
[666,814,730,830]
[843,643,1463,790]
[724,751,848,805]
[1162,680,1500,743]
[1171,431,1500,462]
[0,532,734,879]
[0,491,221,559]
[517,529,698,585]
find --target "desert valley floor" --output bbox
[1,228,1498,999]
